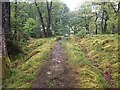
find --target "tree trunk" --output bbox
[0,1,10,87]
[85,24,89,34]
[101,10,104,34]
[46,1,52,37]
[110,1,120,34]
[0,1,3,82]
[95,13,98,34]
[103,10,109,34]
[14,0,17,19]
[103,19,107,33]
[14,0,18,40]
[35,1,46,38]
[2,2,11,33]
[112,25,115,34]
[14,0,17,31]
[84,15,90,34]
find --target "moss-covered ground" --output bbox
[63,37,109,88]
[4,34,119,88]
[5,38,56,88]
[79,34,119,88]
[62,34,118,88]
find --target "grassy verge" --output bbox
[5,38,56,88]
[63,38,108,88]
[10,38,51,67]
[79,34,119,88]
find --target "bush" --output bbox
[56,36,62,41]
[76,30,87,38]
[6,40,22,55]
[5,31,22,56]
[23,18,37,37]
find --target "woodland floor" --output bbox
[5,35,119,88]
[32,40,78,88]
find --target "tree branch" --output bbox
[110,2,117,13]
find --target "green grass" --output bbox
[5,38,56,88]
[62,38,108,88]
[79,34,119,88]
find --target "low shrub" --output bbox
[76,30,87,38]
[56,36,62,41]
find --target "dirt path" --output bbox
[31,41,78,88]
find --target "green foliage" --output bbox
[5,31,22,56]
[6,1,119,89]
[23,18,37,36]
[63,38,108,88]
[56,36,63,41]
[52,1,70,35]
[80,34,119,88]
[76,29,87,38]
[6,38,56,88]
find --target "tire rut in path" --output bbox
[32,41,78,88]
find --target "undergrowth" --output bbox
[5,38,56,88]
[79,34,119,88]
[63,38,108,88]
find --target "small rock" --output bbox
[61,84,65,87]
[57,60,61,63]
[52,59,55,61]
[47,71,52,75]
